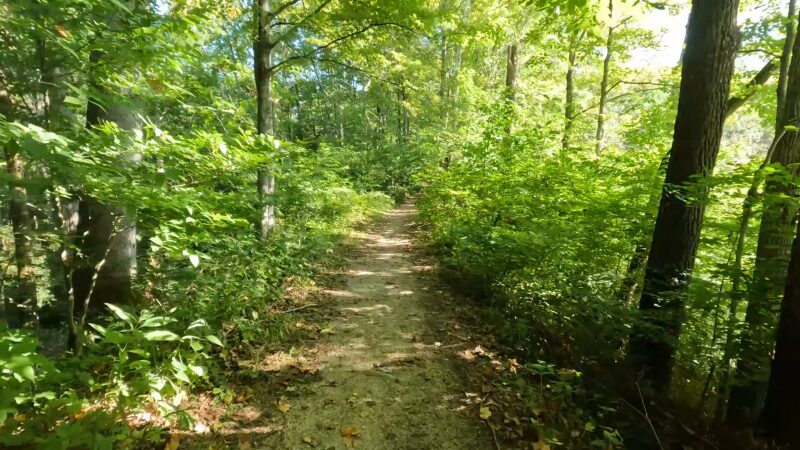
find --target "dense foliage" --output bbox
[3,0,800,447]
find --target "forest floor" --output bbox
[181,200,500,450]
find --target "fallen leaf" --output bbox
[164,434,180,450]
[302,436,313,444]
[341,425,361,447]
[479,406,492,420]
[278,398,292,413]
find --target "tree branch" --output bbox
[274,0,334,44]
[271,22,417,71]
[317,58,419,91]
[272,0,302,17]
[724,60,776,119]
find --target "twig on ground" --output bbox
[274,303,318,314]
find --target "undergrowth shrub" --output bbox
[0,122,391,448]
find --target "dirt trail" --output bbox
[263,201,493,449]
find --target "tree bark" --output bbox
[595,0,614,155]
[4,145,36,328]
[728,8,800,426]
[760,220,800,447]
[255,0,276,238]
[628,0,740,389]
[69,38,140,351]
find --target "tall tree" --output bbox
[4,140,36,328]
[627,0,739,388]
[595,0,614,155]
[254,0,276,237]
[69,6,142,352]
[562,31,582,151]
[504,42,519,134]
[728,5,800,426]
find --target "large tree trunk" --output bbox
[728,8,800,426]
[69,44,140,352]
[760,220,800,447]
[595,0,614,156]
[255,0,276,238]
[627,0,739,389]
[4,145,36,328]
[0,83,36,328]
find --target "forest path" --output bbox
[262,200,494,450]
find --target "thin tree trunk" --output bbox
[595,0,614,155]
[728,8,800,425]
[255,0,276,238]
[504,43,518,134]
[628,0,740,389]
[562,38,578,151]
[439,29,449,126]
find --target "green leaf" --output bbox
[105,303,133,323]
[143,330,180,341]
[173,369,191,383]
[205,335,223,346]
[63,96,84,106]
[187,319,208,330]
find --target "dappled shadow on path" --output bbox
[178,200,492,450]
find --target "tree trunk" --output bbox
[504,43,518,134]
[439,28,449,126]
[760,220,800,447]
[4,145,36,328]
[628,0,740,389]
[562,37,578,151]
[776,0,798,131]
[716,130,786,421]
[43,56,77,316]
[728,9,800,425]
[69,42,140,351]
[255,0,276,238]
[595,0,614,156]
